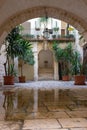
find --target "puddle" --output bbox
[1,87,87,120]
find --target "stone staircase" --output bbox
[38,68,54,80]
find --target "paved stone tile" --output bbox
[0,121,21,130]
[22,119,61,129]
[41,129,68,130]
[47,105,69,112]
[15,81,87,89]
[67,104,87,111]
[45,112,69,119]
[70,128,87,130]
[26,111,69,119]
[44,101,75,106]
[67,111,87,118]
[25,128,69,130]
[58,118,87,128]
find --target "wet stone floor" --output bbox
[0,81,87,129]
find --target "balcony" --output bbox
[22,34,75,43]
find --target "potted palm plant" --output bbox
[71,51,87,85]
[53,42,73,81]
[4,27,20,85]
[3,26,29,85]
[18,43,34,83]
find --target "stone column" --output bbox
[0,31,8,84]
[54,57,59,80]
[14,57,19,82]
[0,31,8,48]
[75,30,83,62]
[33,42,38,81]
[0,44,6,84]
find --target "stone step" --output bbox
[38,73,54,80]
[38,76,54,80]
[39,68,53,73]
[39,73,53,77]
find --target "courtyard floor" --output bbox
[0,81,87,129]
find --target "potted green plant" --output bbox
[3,64,17,85]
[3,26,28,85]
[53,42,73,81]
[71,51,86,85]
[74,63,86,85]
[53,27,59,32]
[62,64,70,81]
[18,44,34,83]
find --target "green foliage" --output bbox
[39,17,49,28]
[19,45,34,65]
[40,17,49,23]
[53,27,59,32]
[53,42,73,75]
[4,26,34,77]
[71,51,81,75]
[53,41,87,76]
[9,64,17,76]
[71,51,87,75]
[53,42,73,62]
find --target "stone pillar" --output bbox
[33,42,38,81]
[54,57,59,80]
[0,31,7,48]
[75,30,83,62]
[14,57,19,82]
[0,44,6,84]
[0,31,8,84]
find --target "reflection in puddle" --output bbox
[2,88,87,120]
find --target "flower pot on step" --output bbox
[3,76,14,85]
[19,76,25,83]
[62,75,69,81]
[74,75,86,85]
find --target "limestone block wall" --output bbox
[0,45,6,84]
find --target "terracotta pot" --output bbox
[62,75,69,81]
[3,76,14,85]
[74,75,86,85]
[19,76,25,83]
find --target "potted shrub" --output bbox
[18,45,34,83]
[62,65,70,81]
[3,26,29,85]
[71,51,86,85]
[74,63,86,85]
[3,27,20,85]
[3,64,17,85]
[53,42,73,81]
[53,27,59,32]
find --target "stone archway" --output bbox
[38,49,54,80]
[1,5,87,45]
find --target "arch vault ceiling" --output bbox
[0,0,87,41]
